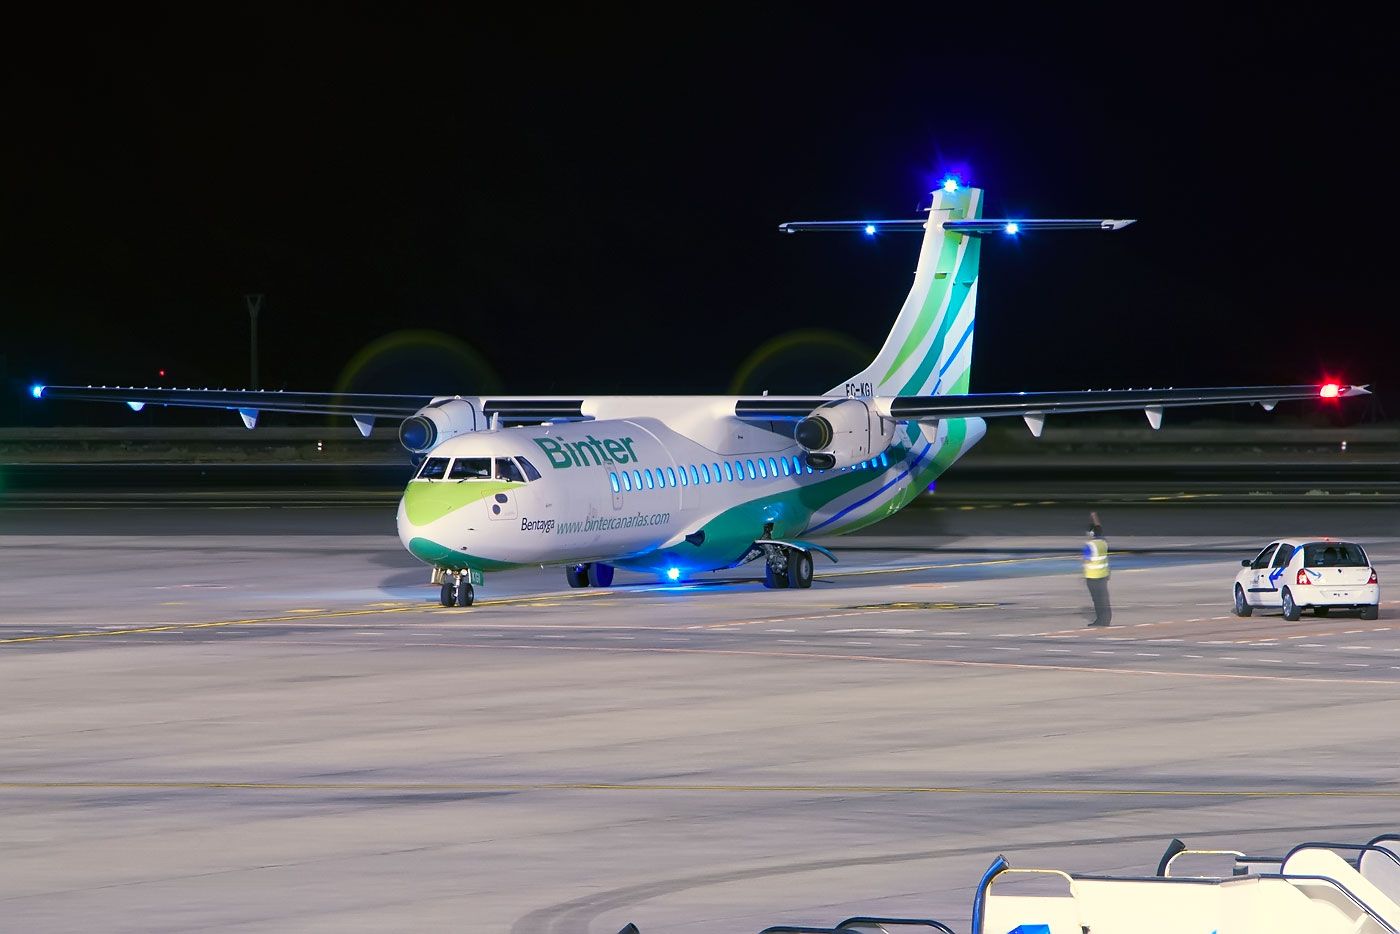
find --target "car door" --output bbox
[1246,543,1280,605]
[1261,542,1296,607]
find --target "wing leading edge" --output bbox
[735,384,1369,427]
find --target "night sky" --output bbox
[3,9,1393,426]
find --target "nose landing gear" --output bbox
[439,572,475,607]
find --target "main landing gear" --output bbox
[566,562,615,588]
[439,572,475,607]
[762,546,814,590]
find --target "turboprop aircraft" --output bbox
[31,181,1368,606]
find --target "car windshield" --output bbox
[448,457,492,480]
[1303,542,1369,567]
[417,457,450,480]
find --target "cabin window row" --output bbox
[607,451,892,494]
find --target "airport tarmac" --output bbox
[2,502,1399,933]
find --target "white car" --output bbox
[1233,539,1380,621]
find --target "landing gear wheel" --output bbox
[566,564,589,588]
[763,561,789,589]
[1314,606,1330,617]
[439,579,456,607]
[1361,604,1380,620]
[787,550,814,589]
[1281,587,1300,621]
[1233,585,1252,617]
[587,563,614,588]
[456,582,475,607]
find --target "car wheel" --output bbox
[1281,587,1300,621]
[1234,585,1253,617]
[1361,604,1380,621]
[1314,606,1330,617]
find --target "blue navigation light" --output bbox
[942,177,959,193]
[864,224,876,236]
[666,567,681,581]
[30,384,44,399]
[1004,222,1019,235]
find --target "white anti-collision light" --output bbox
[942,178,959,193]
[30,384,45,399]
[864,224,876,236]
[1004,222,1019,235]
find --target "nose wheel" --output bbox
[439,574,475,607]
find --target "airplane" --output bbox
[30,180,1368,607]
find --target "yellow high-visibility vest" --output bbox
[1084,538,1110,578]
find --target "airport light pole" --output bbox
[244,293,263,390]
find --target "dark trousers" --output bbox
[1086,576,1112,625]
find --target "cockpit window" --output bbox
[417,457,450,480]
[448,457,492,480]
[517,455,542,482]
[495,458,525,483]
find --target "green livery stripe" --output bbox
[407,537,517,571]
[403,480,520,526]
[820,418,969,536]
[898,235,980,396]
[879,227,964,384]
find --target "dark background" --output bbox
[2,8,1393,426]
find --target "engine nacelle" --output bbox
[398,399,480,453]
[794,398,895,470]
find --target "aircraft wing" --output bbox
[29,385,594,430]
[735,383,1369,430]
[32,385,434,418]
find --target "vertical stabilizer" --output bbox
[833,185,982,398]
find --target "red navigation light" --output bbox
[1319,382,1341,399]
[159,369,167,377]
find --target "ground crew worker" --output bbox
[1084,511,1111,626]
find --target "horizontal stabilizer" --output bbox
[778,218,1134,235]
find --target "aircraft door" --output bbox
[610,467,624,511]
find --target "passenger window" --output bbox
[745,459,756,479]
[1250,543,1279,570]
[713,463,722,482]
[417,457,450,480]
[517,455,542,481]
[689,464,699,485]
[644,469,655,489]
[632,469,642,490]
[495,458,525,483]
[678,466,688,487]
[701,463,711,483]
[757,459,767,478]
[1271,544,1295,568]
[622,471,632,491]
[792,455,803,475]
[880,452,890,467]
[610,472,620,493]
[655,468,665,488]
[723,462,734,482]
[780,458,790,477]
[449,457,492,480]
[666,467,677,487]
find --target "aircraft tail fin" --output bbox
[832,184,984,398]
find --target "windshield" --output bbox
[417,457,450,480]
[495,458,525,483]
[448,457,492,480]
[1303,542,1369,567]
